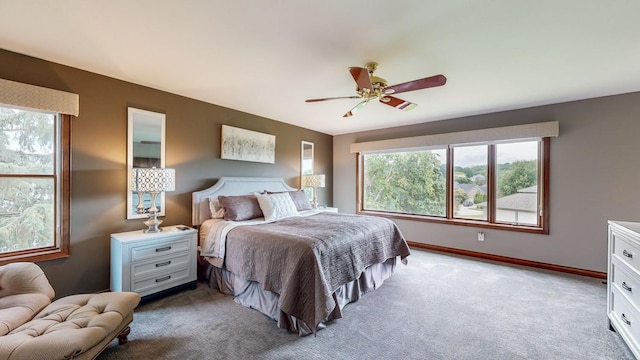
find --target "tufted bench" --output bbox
[0,263,140,360]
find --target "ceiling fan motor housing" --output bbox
[356,62,388,99]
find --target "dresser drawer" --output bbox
[132,266,191,295]
[610,287,640,352]
[612,258,640,309]
[611,228,640,270]
[132,251,191,279]
[131,236,192,262]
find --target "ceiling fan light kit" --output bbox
[306,61,446,117]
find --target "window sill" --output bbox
[0,248,69,266]
[357,210,548,235]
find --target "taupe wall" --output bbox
[334,91,640,273]
[0,49,332,297]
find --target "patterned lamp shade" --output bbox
[131,167,176,193]
[302,174,325,188]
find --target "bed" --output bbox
[192,177,410,335]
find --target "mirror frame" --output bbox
[301,141,314,198]
[126,107,166,219]
[301,141,314,178]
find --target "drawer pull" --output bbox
[622,313,632,326]
[623,249,634,258]
[155,275,171,283]
[155,246,172,252]
[622,282,633,292]
[155,261,171,268]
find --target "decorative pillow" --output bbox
[208,198,225,219]
[217,195,263,221]
[288,190,312,211]
[266,190,312,211]
[255,192,299,222]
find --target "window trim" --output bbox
[0,114,70,265]
[356,137,550,234]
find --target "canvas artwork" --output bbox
[221,125,276,163]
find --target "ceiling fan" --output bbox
[305,62,447,117]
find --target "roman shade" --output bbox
[0,78,79,116]
[350,121,559,154]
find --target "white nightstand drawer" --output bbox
[132,267,191,295]
[612,228,640,271]
[132,252,191,279]
[131,236,192,262]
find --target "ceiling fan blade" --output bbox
[343,100,369,118]
[384,74,447,95]
[305,95,361,103]
[380,96,417,112]
[349,67,373,92]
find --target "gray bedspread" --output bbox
[223,212,410,332]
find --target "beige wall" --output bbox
[4,44,636,290]
[0,49,333,297]
[334,92,640,273]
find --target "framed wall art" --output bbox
[221,125,276,163]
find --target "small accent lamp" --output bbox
[302,174,325,209]
[131,167,175,233]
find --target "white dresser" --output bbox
[608,220,640,359]
[111,225,197,299]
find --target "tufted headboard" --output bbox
[191,177,297,226]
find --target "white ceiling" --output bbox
[1,1,639,135]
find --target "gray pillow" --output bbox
[266,190,312,211]
[218,194,263,221]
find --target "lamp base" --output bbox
[135,191,146,214]
[143,211,163,233]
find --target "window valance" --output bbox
[350,121,559,154]
[0,78,79,116]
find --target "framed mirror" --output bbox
[301,141,314,177]
[126,107,166,219]
[301,141,314,198]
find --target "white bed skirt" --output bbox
[203,257,397,336]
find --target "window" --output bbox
[494,141,540,225]
[0,105,70,263]
[363,149,447,217]
[357,138,550,233]
[453,145,488,221]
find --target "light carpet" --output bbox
[98,249,634,360]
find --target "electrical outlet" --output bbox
[477,232,485,241]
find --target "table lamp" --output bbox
[131,167,175,233]
[302,174,325,209]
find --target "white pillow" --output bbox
[255,192,299,221]
[208,198,225,219]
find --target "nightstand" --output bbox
[111,225,197,300]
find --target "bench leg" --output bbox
[117,326,131,345]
